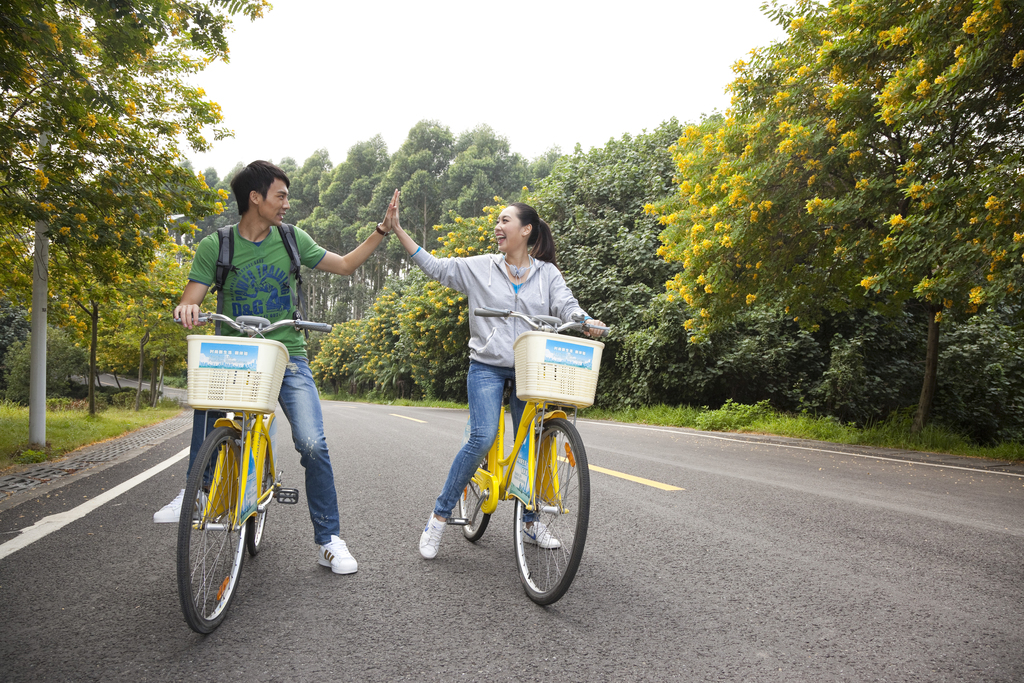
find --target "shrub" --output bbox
[3,328,88,404]
[694,399,773,432]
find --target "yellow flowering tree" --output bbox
[651,0,1024,432]
[0,0,267,300]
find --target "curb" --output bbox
[0,413,192,510]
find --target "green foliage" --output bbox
[932,310,1024,444]
[3,328,88,404]
[0,300,30,393]
[16,449,48,465]
[694,399,773,431]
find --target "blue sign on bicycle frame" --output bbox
[543,339,594,370]
[509,437,532,506]
[198,341,258,371]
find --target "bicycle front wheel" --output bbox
[246,437,274,557]
[513,417,590,605]
[177,425,246,634]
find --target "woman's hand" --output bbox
[584,319,608,338]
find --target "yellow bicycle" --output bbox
[175,312,331,633]
[451,308,607,605]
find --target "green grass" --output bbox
[582,400,1023,462]
[0,401,185,471]
[327,395,1023,463]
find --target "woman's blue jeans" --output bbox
[433,360,525,518]
[188,357,341,546]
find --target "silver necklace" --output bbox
[506,256,533,279]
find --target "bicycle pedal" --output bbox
[275,488,300,504]
[446,517,470,526]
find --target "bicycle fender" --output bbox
[213,417,243,432]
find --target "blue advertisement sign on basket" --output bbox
[543,339,594,370]
[198,341,259,371]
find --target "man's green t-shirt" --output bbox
[189,224,326,357]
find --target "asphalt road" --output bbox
[0,402,1022,682]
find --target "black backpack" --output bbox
[210,224,306,335]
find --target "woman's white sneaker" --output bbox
[523,521,561,549]
[419,515,446,559]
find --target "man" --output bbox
[154,160,395,575]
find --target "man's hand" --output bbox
[173,282,211,329]
[174,303,205,330]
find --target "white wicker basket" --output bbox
[186,336,288,413]
[513,331,604,408]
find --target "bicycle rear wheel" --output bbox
[177,425,246,634]
[459,474,491,542]
[513,417,590,605]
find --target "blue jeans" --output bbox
[188,357,341,546]
[433,360,525,518]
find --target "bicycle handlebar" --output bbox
[473,307,610,336]
[175,313,333,337]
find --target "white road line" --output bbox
[390,414,427,423]
[579,420,1024,478]
[0,447,189,561]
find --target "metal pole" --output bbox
[29,130,49,448]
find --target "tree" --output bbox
[444,125,531,218]
[650,0,1024,432]
[1,0,267,441]
[1,0,270,273]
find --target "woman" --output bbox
[383,193,605,559]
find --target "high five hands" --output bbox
[381,189,400,233]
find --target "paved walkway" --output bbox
[0,412,192,501]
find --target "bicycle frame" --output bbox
[470,400,572,517]
[199,411,277,530]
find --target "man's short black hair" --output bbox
[230,160,290,215]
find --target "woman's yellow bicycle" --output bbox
[175,312,331,633]
[450,308,607,605]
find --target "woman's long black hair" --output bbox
[510,202,557,267]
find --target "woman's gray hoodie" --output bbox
[411,250,589,368]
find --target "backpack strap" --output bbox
[211,225,236,335]
[278,223,308,338]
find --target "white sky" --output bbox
[186,0,788,179]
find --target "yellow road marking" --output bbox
[588,464,684,491]
[390,414,427,423]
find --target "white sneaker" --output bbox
[153,489,184,523]
[523,521,561,549]
[419,515,445,559]
[318,535,358,574]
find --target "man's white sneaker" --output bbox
[523,521,561,549]
[153,489,185,523]
[318,535,358,574]
[419,515,445,559]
